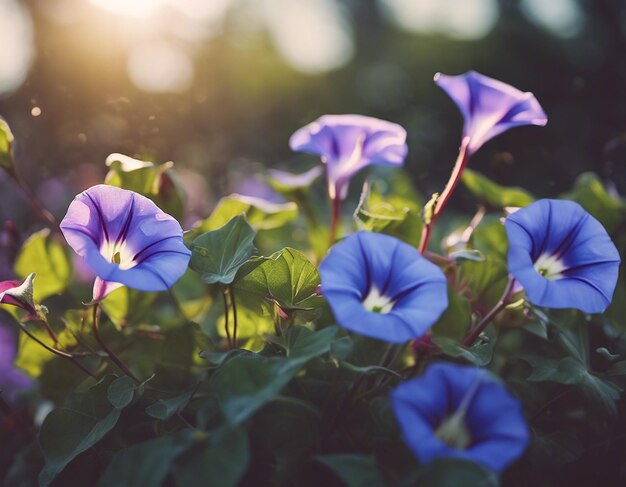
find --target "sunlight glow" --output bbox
[0,0,34,95]
[520,0,585,38]
[127,41,194,93]
[263,0,354,74]
[89,0,165,18]
[381,0,499,40]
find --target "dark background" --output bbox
[1,0,625,225]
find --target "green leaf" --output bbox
[353,179,423,246]
[191,194,297,234]
[434,325,496,366]
[145,385,196,420]
[523,356,621,415]
[98,431,194,487]
[284,325,338,362]
[529,432,584,467]
[335,361,401,377]
[189,214,257,285]
[39,376,122,487]
[417,458,499,487]
[14,229,72,301]
[459,256,509,309]
[107,376,137,409]
[100,286,157,330]
[562,172,625,234]
[104,153,186,221]
[173,428,249,487]
[0,117,15,172]
[449,249,485,263]
[462,168,535,208]
[432,287,472,341]
[606,360,626,376]
[235,247,323,312]
[210,341,327,426]
[315,454,388,487]
[252,400,319,484]
[354,181,411,232]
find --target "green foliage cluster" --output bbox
[1,125,626,487]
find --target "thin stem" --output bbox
[419,138,470,253]
[229,285,238,348]
[18,322,98,378]
[222,288,232,349]
[39,318,59,344]
[531,387,575,422]
[460,205,486,244]
[328,196,341,249]
[10,170,59,227]
[92,303,140,383]
[463,278,516,347]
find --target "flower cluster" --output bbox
[0,70,622,485]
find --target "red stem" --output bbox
[418,137,470,253]
[463,278,516,347]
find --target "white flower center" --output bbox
[100,240,137,270]
[534,253,566,280]
[362,287,394,314]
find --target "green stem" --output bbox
[222,288,232,349]
[92,303,140,383]
[328,196,341,249]
[229,285,238,348]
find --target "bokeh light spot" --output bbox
[127,41,194,93]
[380,0,498,40]
[520,0,585,39]
[0,0,34,95]
[263,0,354,74]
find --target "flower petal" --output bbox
[290,114,407,199]
[320,232,447,342]
[61,185,191,294]
[435,71,547,154]
[505,199,620,313]
[391,363,529,472]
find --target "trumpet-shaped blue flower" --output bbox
[391,363,529,473]
[505,199,620,313]
[60,185,191,301]
[319,232,447,342]
[0,321,32,402]
[289,115,407,201]
[435,71,547,155]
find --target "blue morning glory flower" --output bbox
[289,115,407,201]
[0,321,32,402]
[391,362,529,473]
[435,71,547,155]
[505,199,620,313]
[60,184,191,301]
[319,231,447,343]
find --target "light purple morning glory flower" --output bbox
[391,363,529,473]
[60,185,191,301]
[0,321,32,402]
[319,231,448,343]
[435,71,547,155]
[505,199,620,313]
[289,115,407,201]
